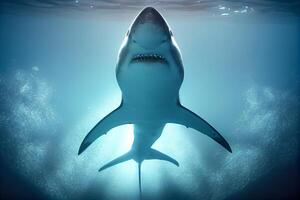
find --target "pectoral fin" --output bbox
[78,102,130,155]
[170,104,232,153]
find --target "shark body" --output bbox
[78,7,231,198]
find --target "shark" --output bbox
[78,7,232,199]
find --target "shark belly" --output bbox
[118,64,181,108]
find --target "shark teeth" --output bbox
[131,54,167,63]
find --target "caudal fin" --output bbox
[138,162,142,200]
[99,151,132,172]
[98,149,178,200]
[98,147,179,172]
[146,148,179,167]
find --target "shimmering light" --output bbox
[221,13,229,16]
[218,6,226,10]
[8,0,300,15]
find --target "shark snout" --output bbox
[129,7,171,50]
[136,7,164,24]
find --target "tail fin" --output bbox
[99,148,179,172]
[99,151,132,172]
[137,149,178,200]
[146,148,179,167]
[98,149,178,200]
[138,162,142,200]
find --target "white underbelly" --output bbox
[118,65,180,107]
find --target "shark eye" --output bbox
[126,30,129,36]
[133,39,137,43]
[170,30,173,36]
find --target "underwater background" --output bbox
[0,1,299,200]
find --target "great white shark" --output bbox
[78,7,232,198]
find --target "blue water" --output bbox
[0,1,299,200]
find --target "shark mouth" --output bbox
[131,54,167,64]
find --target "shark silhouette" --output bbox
[78,7,232,199]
